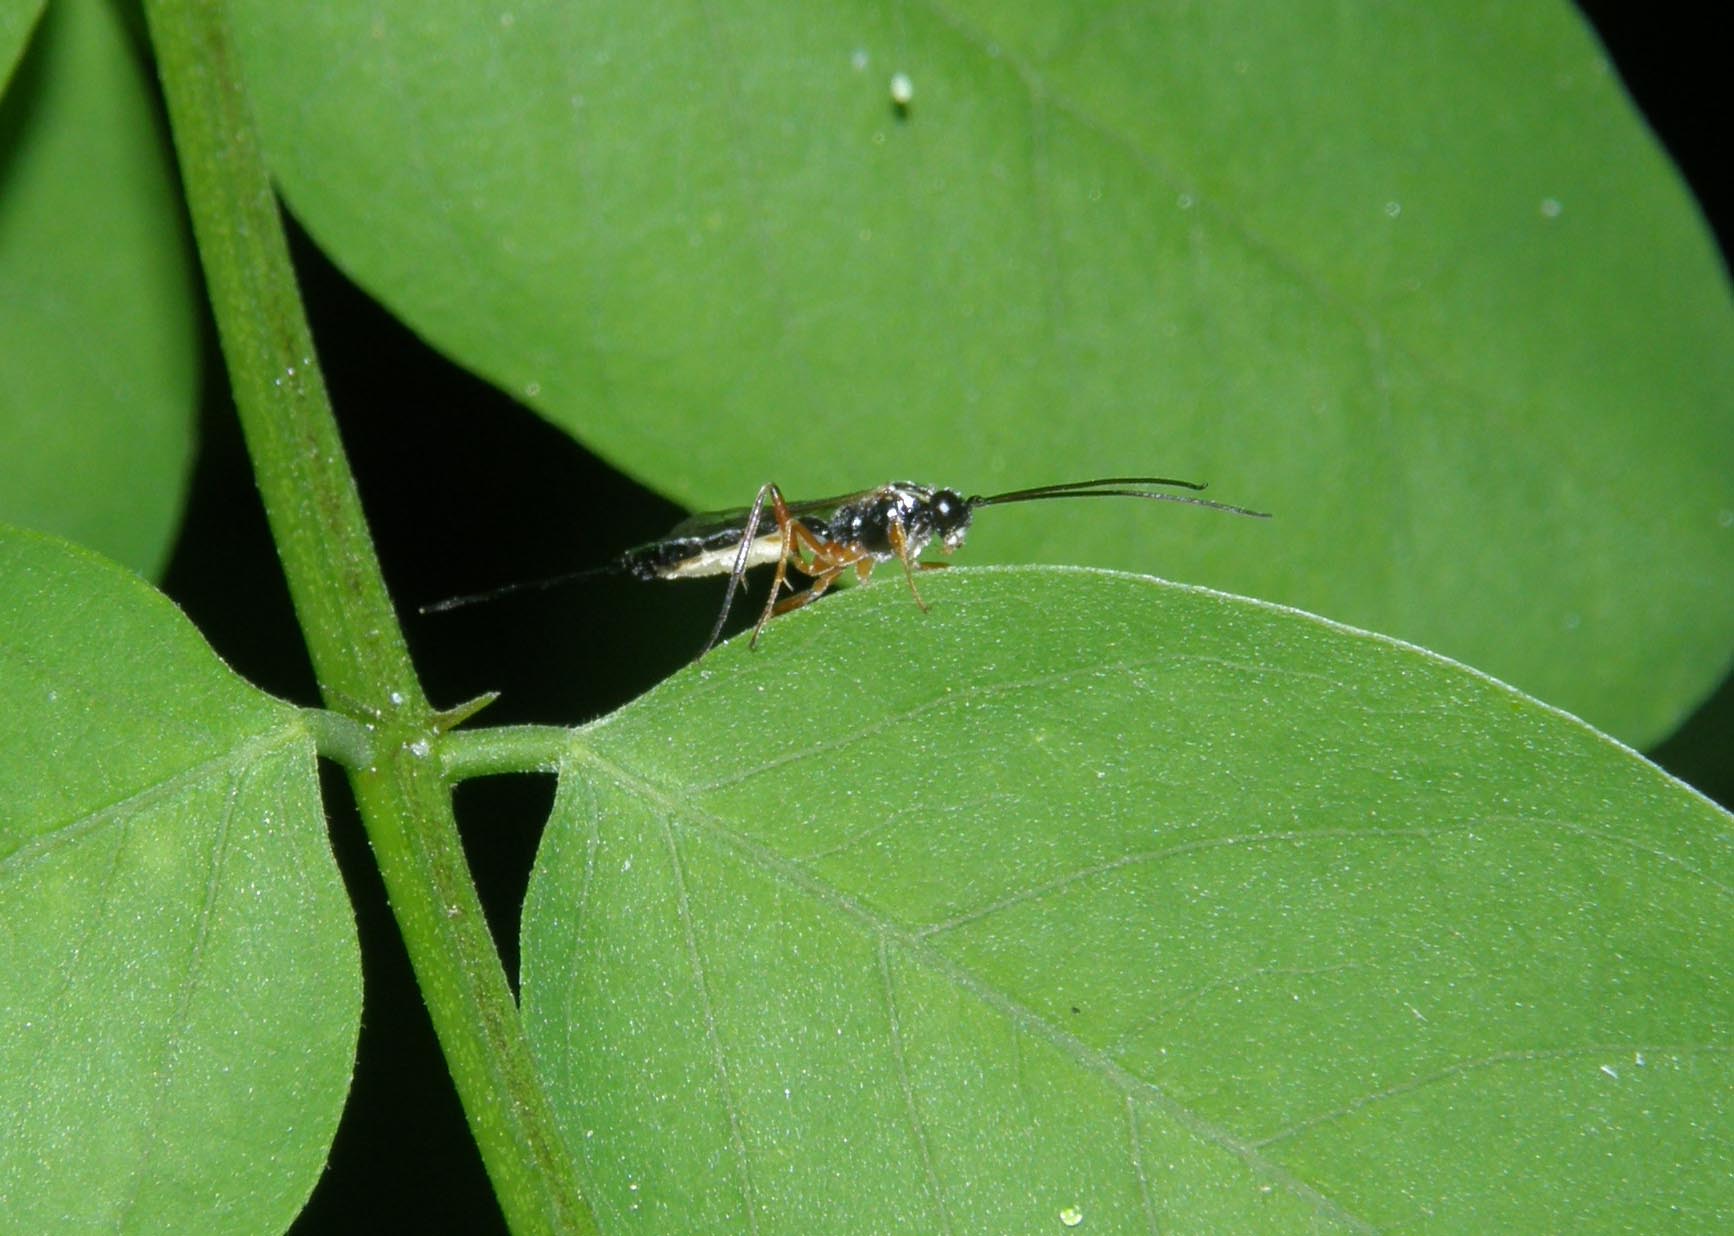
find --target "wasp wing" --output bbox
[661,489,876,539]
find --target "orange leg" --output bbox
[708,490,947,654]
[771,568,843,616]
[886,517,930,613]
[771,535,870,612]
[758,530,870,641]
[750,515,870,644]
[761,515,938,638]
[749,487,806,647]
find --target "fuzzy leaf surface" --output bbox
[0,527,360,1234]
[522,568,1732,1233]
[0,0,199,578]
[225,1,1734,745]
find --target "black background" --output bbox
[145,7,1730,1231]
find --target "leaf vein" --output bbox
[1252,1042,1734,1151]
[568,743,1381,1228]
[879,935,954,1233]
[659,802,760,1233]
[0,726,306,879]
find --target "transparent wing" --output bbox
[662,488,876,539]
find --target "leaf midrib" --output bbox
[0,723,306,876]
[560,736,1381,1230]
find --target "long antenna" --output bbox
[971,476,1270,520]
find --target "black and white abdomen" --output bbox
[622,527,787,581]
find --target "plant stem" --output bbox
[141,2,592,1231]
[302,708,379,770]
[441,726,574,781]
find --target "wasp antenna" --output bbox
[968,477,1267,519]
[971,475,1211,505]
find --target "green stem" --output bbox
[441,726,574,782]
[141,3,593,1232]
[302,708,379,770]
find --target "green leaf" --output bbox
[0,0,199,579]
[521,568,1732,1232]
[224,1,1733,747]
[0,526,360,1233]
[0,0,44,86]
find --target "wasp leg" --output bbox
[758,528,871,634]
[700,482,786,658]
[854,558,875,583]
[773,536,866,606]
[886,517,930,612]
[749,514,867,645]
[770,566,843,615]
[744,485,807,649]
